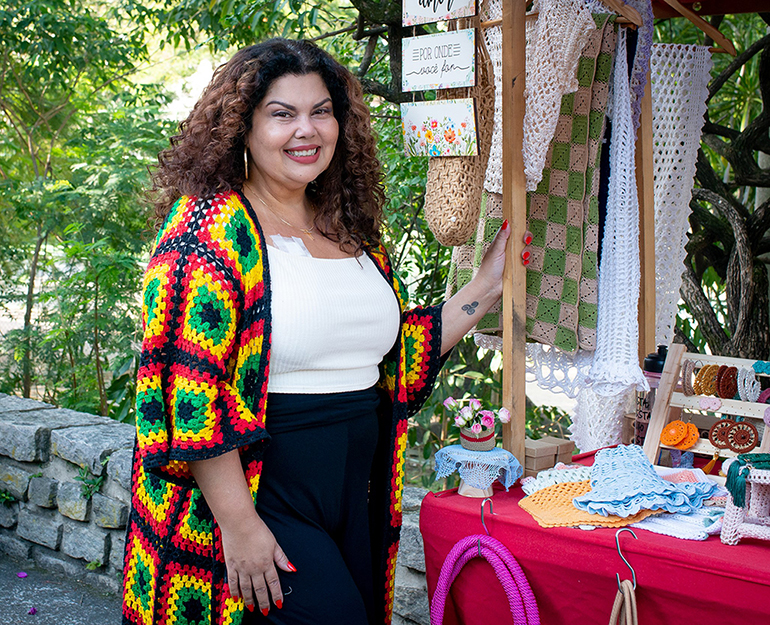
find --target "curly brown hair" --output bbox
[152,38,385,252]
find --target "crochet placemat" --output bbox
[525,13,617,353]
[519,480,658,528]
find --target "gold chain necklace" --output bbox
[245,183,316,241]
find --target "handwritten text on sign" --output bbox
[402,0,476,27]
[402,29,475,92]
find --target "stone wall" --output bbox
[0,392,431,621]
[0,393,134,594]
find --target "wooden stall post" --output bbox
[501,0,528,464]
[636,69,657,363]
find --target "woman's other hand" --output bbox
[189,451,295,615]
[220,514,293,614]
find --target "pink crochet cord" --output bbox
[430,534,540,625]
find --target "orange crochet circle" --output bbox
[660,420,687,446]
[709,419,735,450]
[674,422,700,450]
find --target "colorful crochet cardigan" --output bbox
[122,190,445,625]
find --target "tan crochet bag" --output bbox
[424,16,496,247]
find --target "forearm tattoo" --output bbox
[461,301,479,315]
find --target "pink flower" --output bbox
[469,398,482,411]
[497,407,511,423]
[454,415,465,428]
[480,411,495,428]
[470,422,482,434]
[459,406,473,421]
[443,397,459,410]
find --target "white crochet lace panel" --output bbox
[482,0,595,194]
[568,386,634,452]
[526,344,594,399]
[587,30,648,397]
[650,44,713,347]
[472,336,594,399]
[480,0,510,195]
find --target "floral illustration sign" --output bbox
[401,98,477,157]
[402,29,475,92]
[402,0,476,26]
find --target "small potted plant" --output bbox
[443,397,511,451]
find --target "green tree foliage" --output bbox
[0,0,174,416]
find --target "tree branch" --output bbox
[692,188,754,346]
[708,33,770,102]
[357,34,379,77]
[680,263,728,353]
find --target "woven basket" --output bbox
[460,427,496,451]
[424,14,496,247]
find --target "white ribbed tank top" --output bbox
[266,245,401,393]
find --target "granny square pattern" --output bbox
[124,191,445,625]
[525,14,617,353]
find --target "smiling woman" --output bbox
[124,38,508,625]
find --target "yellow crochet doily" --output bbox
[519,480,659,528]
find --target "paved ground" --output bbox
[0,554,120,625]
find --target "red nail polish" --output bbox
[523,230,533,245]
[246,604,255,613]
[275,599,283,610]
[522,258,530,266]
[502,219,509,230]
[262,608,269,617]
[521,250,531,261]
[287,561,297,573]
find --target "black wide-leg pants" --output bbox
[244,388,380,625]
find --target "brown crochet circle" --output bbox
[660,420,687,446]
[694,364,719,396]
[717,366,738,399]
[708,419,735,450]
[674,422,700,450]
[726,421,758,453]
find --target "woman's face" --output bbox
[246,72,339,192]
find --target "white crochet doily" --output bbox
[650,44,713,347]
[434,445,523,490]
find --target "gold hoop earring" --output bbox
[243,146,249,180]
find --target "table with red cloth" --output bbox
[420,454,770,624]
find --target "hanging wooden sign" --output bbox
[402,0,476,27]
[401,98,478,157]
[402,29,475,92]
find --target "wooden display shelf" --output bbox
[643,343,770,464]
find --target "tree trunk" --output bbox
[93,276,108,416]
[21,223,45,398]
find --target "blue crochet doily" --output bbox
[434,445,523,490]
[572,444,717,517]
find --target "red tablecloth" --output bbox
[421,462,770,624]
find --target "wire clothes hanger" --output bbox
[657,0,737,56]
[610,529,639,625]
[479,497,494,555]
[615,528,638,591]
